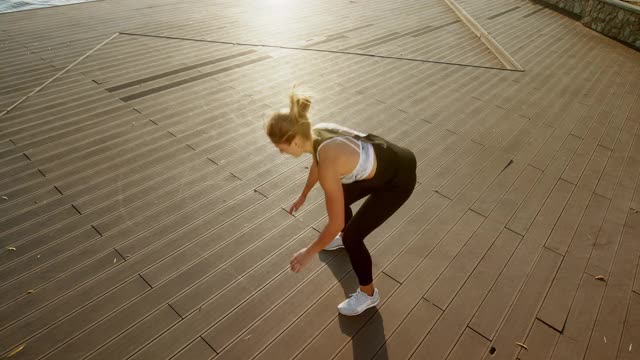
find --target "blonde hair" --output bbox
[266,87,311,144]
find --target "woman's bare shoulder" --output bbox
[317,140,357,172]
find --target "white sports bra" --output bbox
[313,123,375,184]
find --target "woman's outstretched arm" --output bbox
[289,151,345,272]
[289,156,319,214]
[302,156,319,198]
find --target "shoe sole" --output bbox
[338,297,380,316]
[323,245,344,251]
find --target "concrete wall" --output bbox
[538,0,639,49]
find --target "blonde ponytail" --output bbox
[266,86,312,144]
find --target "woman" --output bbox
[265,88,417,316]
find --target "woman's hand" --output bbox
[289,194,306,214]
[290,248,312,273]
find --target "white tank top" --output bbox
[313,123,375,184]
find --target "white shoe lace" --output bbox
[346,290,367,306]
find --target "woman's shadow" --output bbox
[320,250,390,360]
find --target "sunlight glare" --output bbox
[265,0,292,19]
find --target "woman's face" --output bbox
[275,136,304,158]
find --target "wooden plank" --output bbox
[1,99,127,142]
[74,158,217,213]
[545,145,611,255]
[409,228,521,360]
[599,82,639,150]
[471,148,545,217]
[481,248,562,360]
[508,147,575,236]
[0,186,60,218]
[171,338,216,360]
[0,227,101,303]
[438,148,511,202]
[446,327,490,360]
[385,137,531,281]
[466,179,574,339]
[83,305,181,360]
[368,192,451,275]
[584,209,640,360]
[383,194,486,283]
[550,274,606,360]
[617,292,640,360]
[0,250,125,347]
[140,207,293,288]
[517,320,559,360]
[368,299,442,360]
[333,292,437,360]
[0,205,79,241]
[221,274,400,360]
[530,103,587,171]
[138,192,302,286]
[246,272,363,360]
[20,111,150,164]
[562,109,615,184]
[595,116,639,200]
[0,153,29,171]
[0,277,149,360]
[417,139,483,184]
[46,224,315,360]
[93,173,245,237]
[4,162,219,263]
[0,165,299,355]
[472,113,528,149]
[426,162,541,309]
[9,102,138,152]
[587,129,640,277]
[416,137,482,183]
[49,135,183,190]
[425,218,505,310]
[537,193,610,332]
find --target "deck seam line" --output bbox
[199,335,219,355]
[91,224,103,237]
[0,33,119,118]
[118,31,518,72]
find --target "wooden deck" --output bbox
[1,0,639,359]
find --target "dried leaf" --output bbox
[515,342,528,350]
[26,290,34,294]
[1,196,8,200]
[595,276,606,282]
[7,247,16,252]
[629,343,632,351]
[604,336,607,343]
[3,343,25,358]
[113,258,117,263]
[243,335,252,340]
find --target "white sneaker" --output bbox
[338,288,380,316]
[324,233,344,251]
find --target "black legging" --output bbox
[341,135,417,286]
